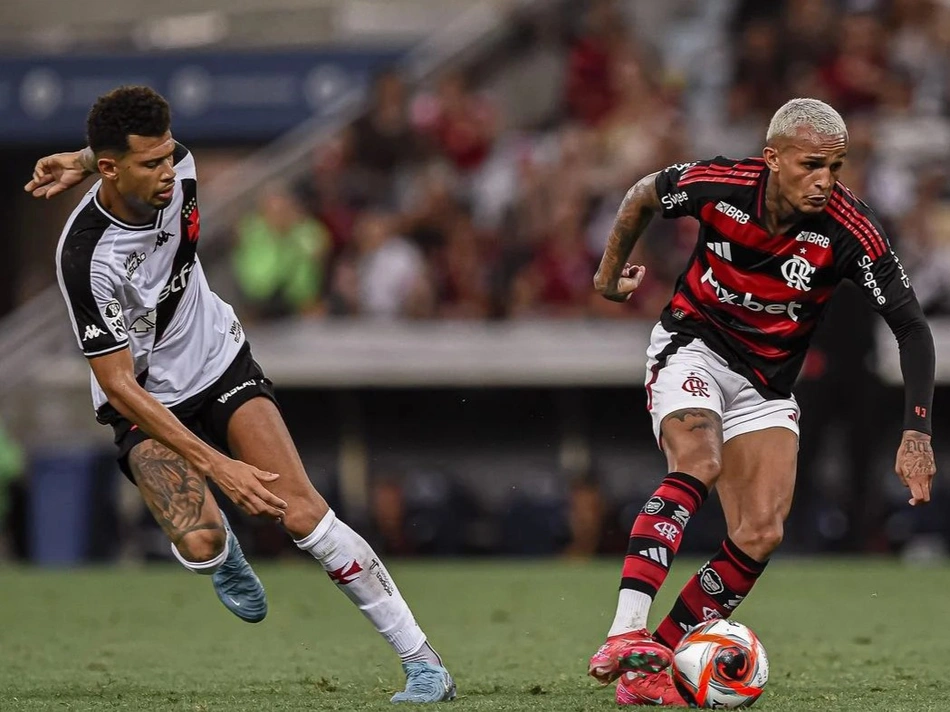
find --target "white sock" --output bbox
[171,528,230,575]
[295,510,429,658]
[607,589,654,637]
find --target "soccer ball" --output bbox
[671,619,768,708]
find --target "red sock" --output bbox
[620,472,708,599]
[654,537,768,650]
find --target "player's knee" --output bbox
[667,450,721,486]
[281,493,330,539]
[730,522,783,560]
[176,526,227,563]
[679,455,722,485]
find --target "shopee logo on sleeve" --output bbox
[857,255,886,305]
[891,250,910,289]
[662,191,688,210]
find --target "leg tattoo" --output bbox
[129,441,222,547]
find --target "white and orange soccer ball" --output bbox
[671,619,769,708]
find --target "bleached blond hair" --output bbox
[766,98,848,145]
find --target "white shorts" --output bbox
[644,323,800,446]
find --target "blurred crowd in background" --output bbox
[228,0,950,324]
[5,0,950,563]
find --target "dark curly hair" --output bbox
[86,86,171,155]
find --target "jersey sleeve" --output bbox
[654,156,764,220]
[57,234,128,358]
[835,202,915,314]
[173,141,196,181]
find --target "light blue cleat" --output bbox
[211,514,267,623]
[391,662,457,703]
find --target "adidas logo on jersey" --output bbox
[639,547,669,567]
[714,201,750,225]
[707,242,733,261]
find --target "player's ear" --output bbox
[97,154,119,180]
[762,145,781,172]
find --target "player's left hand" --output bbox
[894,430,936,506]
[24,151,90,199]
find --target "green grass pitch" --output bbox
[2,558,950,710]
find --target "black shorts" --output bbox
[97,342,279,481]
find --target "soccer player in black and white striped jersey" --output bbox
[27,86,454,704]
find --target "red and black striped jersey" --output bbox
[653,156,915,399]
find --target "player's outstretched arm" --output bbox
[88,348,288,519]
[593,172,661,302]
[883,299,937,505]
[23,147,97,199]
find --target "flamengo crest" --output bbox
[780,254,815,291]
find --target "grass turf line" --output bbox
[2,559,950,710]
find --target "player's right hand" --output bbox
[24,151,90,199]
[593,263,647,302]
[208,457,288,519]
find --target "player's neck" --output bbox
[762,173,800,236]
[97,184,158,226]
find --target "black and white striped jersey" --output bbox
[55,142,245,413]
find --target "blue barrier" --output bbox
[0,48,407,143]
[28,447,102,565]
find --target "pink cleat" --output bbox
[588,630,673,684]
[616,670,687,706]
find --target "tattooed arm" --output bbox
[593,172,662,302]
[88,347,287,518]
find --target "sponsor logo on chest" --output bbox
[701,267,802,321]
[714,201,750,224]
[795,230,829,249]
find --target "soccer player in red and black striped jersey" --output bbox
[586,98,937,706]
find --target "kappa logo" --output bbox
[82,324,105,341]
[654,522,680,543]
[699,565,725,595]
[154,230,173,251]
[642,497,665,515]
[125,251,147,279]
[780,254,815,292]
